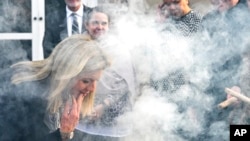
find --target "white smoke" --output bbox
[1,0,250,141]
[99,1,250,140]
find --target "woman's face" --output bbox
[70,70,103,99]
[215,0,237,12]
[86,12,109,39]
[163,0,190,19]
[65,0,82,11]
[217,0,231,12]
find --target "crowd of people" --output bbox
[1,0,250,141]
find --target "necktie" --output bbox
[71,13,79,35]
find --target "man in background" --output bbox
[43,0,93,58]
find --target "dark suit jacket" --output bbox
[42,5,93,58]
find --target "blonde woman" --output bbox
[76,7,137,141]
[0,35,111,141]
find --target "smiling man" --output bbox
[84,8,110,39]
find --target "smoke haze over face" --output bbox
[1,0,250,141]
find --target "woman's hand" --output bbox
[226,86,241,106]
[227,86,241,99]
[87,104,105,121]
[60,94,84,133]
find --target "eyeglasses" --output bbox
[89,20,108,26]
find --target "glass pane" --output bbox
[0,0,31,33]
[21,40,32,61]
[45,0,65,16]
[0,40,31,67]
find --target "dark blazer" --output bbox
[42,5,93,58]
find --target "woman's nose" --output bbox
[87,81,96,92]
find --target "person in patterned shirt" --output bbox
[159,0,202,36]
[150,0,202,94]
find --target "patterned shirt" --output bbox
[164,10,202,37]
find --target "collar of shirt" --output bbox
[66,4,84,18]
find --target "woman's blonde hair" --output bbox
[11,34,111,116]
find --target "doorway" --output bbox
[0,0,44,61]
